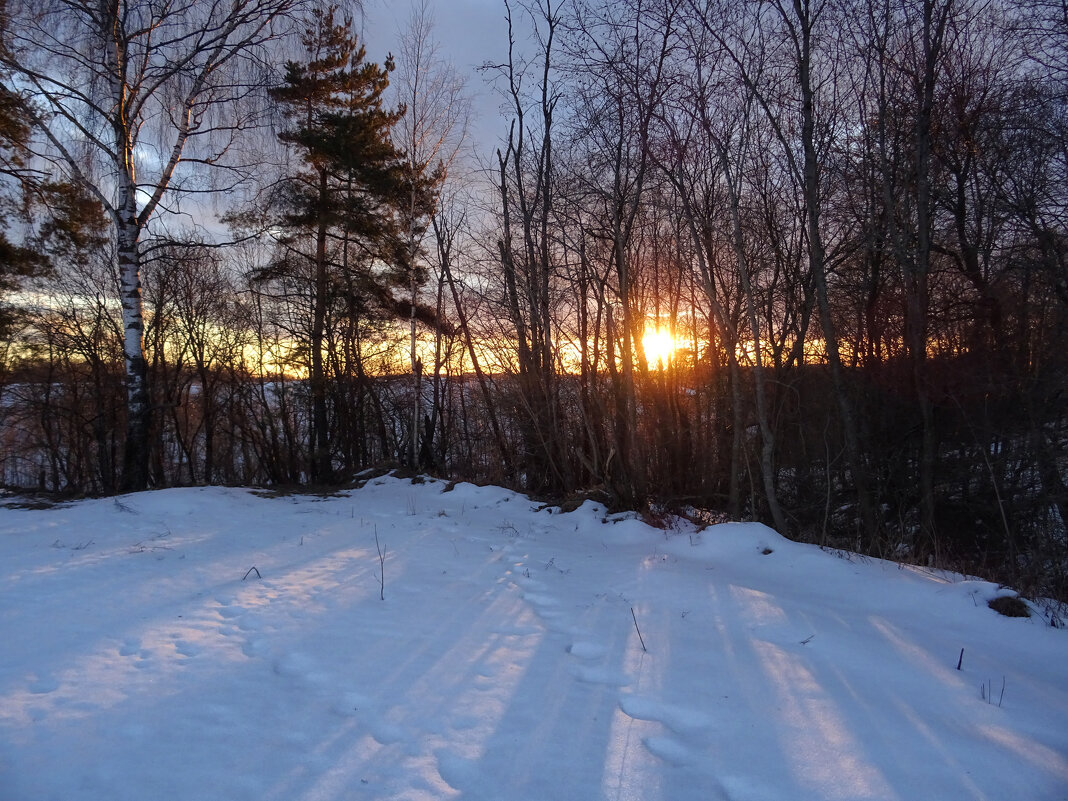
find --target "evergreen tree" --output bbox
[0,86,38,338]
[0,0,104,339]
[267,4,436,483]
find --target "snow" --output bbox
[1,477,1066,801]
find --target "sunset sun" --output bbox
[642,327,677,367]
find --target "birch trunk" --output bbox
[4,0,298,491]
[116,188,150,491]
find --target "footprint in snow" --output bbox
[643,735,696,767]
[28,675,59,694]
[515,574,547,591]
[569,664,631,687]
[234,615,262,632]
[175,640,200,657]
[435,750,478,792]
[272,652,328,686]
[619,695,712,736]
[566,641,605,660]
[490,624,540,637]
[369,719,406,746]
[241,638,268,658]
[449,714,480,731]
[534,609,579,635]
[332,691,371,718]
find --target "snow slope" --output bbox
[1,477,1066,801]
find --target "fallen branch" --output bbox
[375,528,385,601]
[631,607,647,652]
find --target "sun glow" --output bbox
[642,327,678,368]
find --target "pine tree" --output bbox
[267,5,436,483]
[0,89,38,338]
[0,1,104,340]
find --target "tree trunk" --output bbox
[791,0,879,541]
[722,152,789,535]
[310,169,333,483]
[908,0,951,544]
[117,181,150,492]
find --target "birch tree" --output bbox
[0,0,300,490]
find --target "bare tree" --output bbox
[394,0,469,468]
[563,0,682,503]
[660,27,789,532]
[488,0,572,493]
[1,0,301,490]
[684,0,880,538]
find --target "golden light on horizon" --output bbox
[642,327,678,368]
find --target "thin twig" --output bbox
[631,607,647,652]
[375,527,385,601]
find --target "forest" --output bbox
[0,0,1065,601]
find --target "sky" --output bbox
[362,0,514,158]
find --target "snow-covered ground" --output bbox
[1,477,1066,801]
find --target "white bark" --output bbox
[2,0,301,489]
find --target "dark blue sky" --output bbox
[365,0,511,155]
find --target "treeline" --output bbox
[0,0,1065,600]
